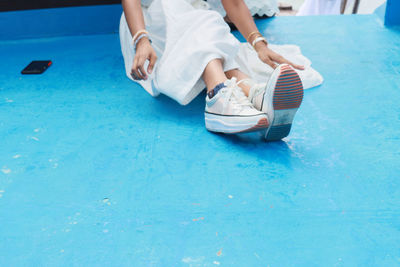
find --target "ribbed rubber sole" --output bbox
[265,65,304,141]
[273,65,304,110]
[265,124,292,141]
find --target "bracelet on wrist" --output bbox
[252,36,268,49]
[247,31,261,43]
[132,29,148,45]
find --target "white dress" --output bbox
[120,0,240,105]
[207,0,279,17]
[297,0,341,16]
[120,0,323,105]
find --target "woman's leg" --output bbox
[202,59,228,92]
[202,59,268,134]
[225,69,252,97]
[202,61,253,97]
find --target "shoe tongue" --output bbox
[224,77,237,87]
[248,83,265,102]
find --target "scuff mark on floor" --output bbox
[216,248,222,256]
[182,256,205,264]
[103,198,111,205]
[1,167,11,174]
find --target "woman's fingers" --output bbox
[131,59,142,80]
[274,55,305,70]
[281,59,305,70]
[289,62,305,70]
[138,64,148,80]
[147,53,157,74]
[133,56,147,80]
[131,43,158,80]
[138,54,151,80]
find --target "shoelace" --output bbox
[222,78,254,112]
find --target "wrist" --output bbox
[136,37,150,49]
[254,40,268,52]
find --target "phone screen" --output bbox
[21,60,52,74]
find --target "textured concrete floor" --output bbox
[0,13,400,266]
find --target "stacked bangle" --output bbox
[132,29,148,45]
[247,31,268,49]
[247,31,261,43]
[247,31,262,44]
[132,29,152,50]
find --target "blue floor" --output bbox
[1,14,400,266]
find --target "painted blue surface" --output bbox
[375,2,387,23]
[1,14,400,266]
[386,0,400,26]
[0,4,122,40]
[375,0,400,27]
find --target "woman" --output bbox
[120,0,304,141]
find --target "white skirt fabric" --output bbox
[119,0,323,105]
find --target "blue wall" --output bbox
[1,0,399,41]
[0,4,122,40]
[385,0,400,26]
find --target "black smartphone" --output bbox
[21,60,52,74]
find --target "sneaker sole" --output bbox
[265,65,304,141]
[205,113,269,134]
[237,118,269,133]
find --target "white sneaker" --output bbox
[245,64,304,141]
[205,77,269,134]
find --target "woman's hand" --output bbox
[131,38,158,80]
[254,42,305,70]
[221,0,305,70]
